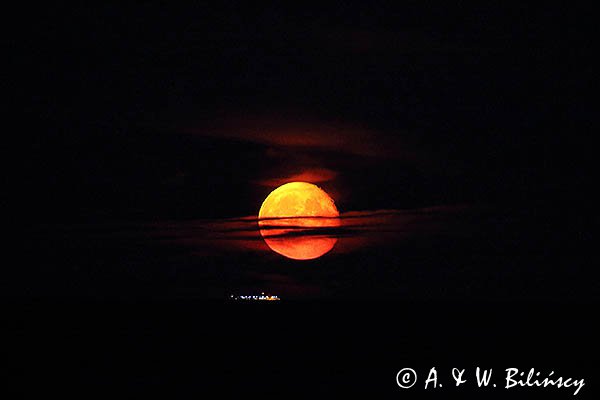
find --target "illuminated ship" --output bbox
[230,292,280,301]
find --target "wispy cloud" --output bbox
[183,114,422,161]
[257,168,338,187]
[144,204,483,256]
[33,205,485,260]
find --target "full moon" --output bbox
[258,182,340,260]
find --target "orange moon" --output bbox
[258,182,340,260]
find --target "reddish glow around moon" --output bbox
[258,182,340,260]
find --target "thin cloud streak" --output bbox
[32,205,486,258]
[145,204,485,256]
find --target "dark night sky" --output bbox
[11,3,594,300]
[18,3,589,220]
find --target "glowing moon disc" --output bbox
[258,182,340,260]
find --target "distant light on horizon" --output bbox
[230,293,280,301]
